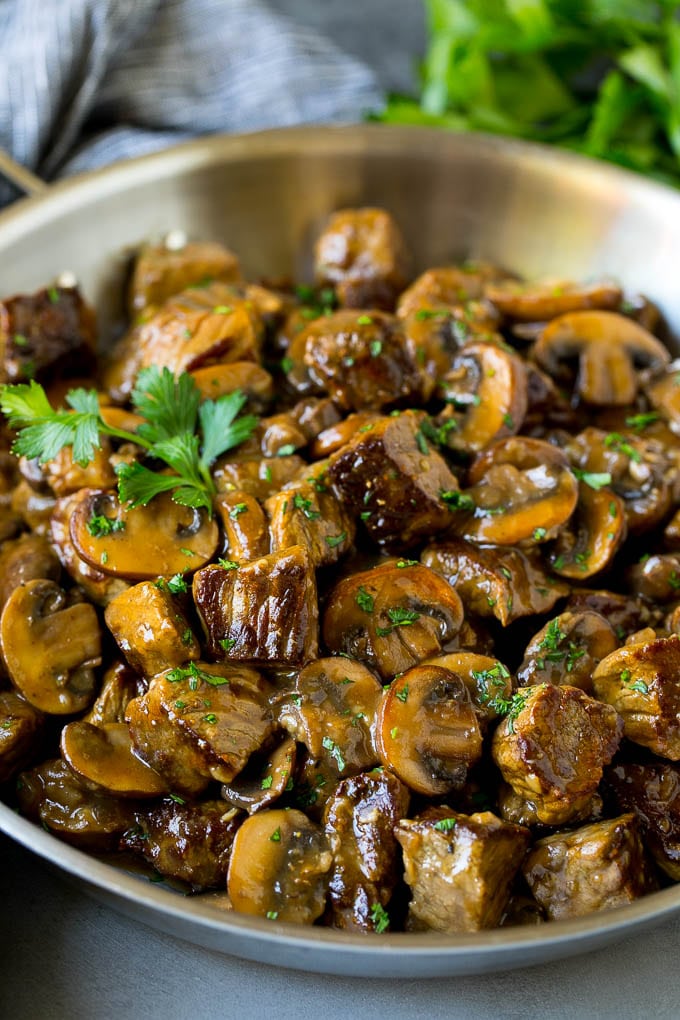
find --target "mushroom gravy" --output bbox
[1,206,680,932]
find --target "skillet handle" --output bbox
[0,149,48,197]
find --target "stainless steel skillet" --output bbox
[0,124,679,977]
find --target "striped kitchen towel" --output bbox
[0,0,383,203]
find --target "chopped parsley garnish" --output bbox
[396,559,419,568]
[261,775,274,790]
[229,502,248,518]
[395,684,409,703]
[293,492,321,520]
[202,713,217,724]
[533,527,547,541]
[182,629,193,646]
[357,314,373,325]
[219,637,237,652]
[217,558,239,570]
[355,586,375,613]
[277,443,297,457]
[321,736,346,772]
[376,606,420,636]
[168,793,185,805]
[369,339,382,357]
[369,903,390,934]
[573,469,612,491]
[625,412,659,432]
[87,513,126,538]
[433,817,457,832]
[604,432,642,463]
[325,532,346,548]
[166,573,188,594]
[166,662,230,686]
[440,489,475,511]
[269,826,281,842]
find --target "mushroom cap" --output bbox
[60,721,168,798]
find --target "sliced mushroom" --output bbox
[486,278,622,322]
[606,761,680,880]
[453,437,578,545]
[276,657,382,776]
[516,611,618,693]
[322,561,464,680]
[309,412,382,460]
[533,310,670,406]
[50,492,130,605]
[104,581,200,677]
[627,553,680,603]
[127,239,242,314]
[0,690,44,783]
[421,538,569,625]
[1,578,101,714]
[60,721,168,797]
[214,490,269,564]
[0,532,60,612]
[644,360,680,436]
[227,808,332,922]
[397,263,510,315]
[221,734,296,813]
[70,488,218,579]
[190,361,274,410]
[547,484,626,579]
[565,588,652,641]
[213,450,305,502]
[85,661,145,726]
[375,664,483,796]
[423,652,513,724]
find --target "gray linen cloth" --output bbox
[0,0,383,202]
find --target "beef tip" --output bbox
[190,360,273,412]
[227,808,332,923]
[289,396,342,444]
[104,581,200,677]
[498,782,604,828]
[516,611,618,693]
[128,662,272,790]
[128,239,242,315]
[492,684,623,825]
[314,207,410,310]
[266,480,355,568]
[592,634,680,759]
[322,561,464,680]
[193,546,318,667]
[0,285,96,384]
[287,310,423,411]
[395,807,530,933]
[214,491,269,564]
[0,532,60,612]
[43,441,118,498]
[0,691,44,783]
[396,262,510,315]
[11,478,55,538]
[213,451,305,502]
[257,411,308,458]
[323,769,410,932]
[421,538,569,625]
[522,814,655,921]
[606,761,680,880]
[328,411,459,549]
[122,799,244,890]
[16,758,135,850]
[85,661,145,726]
[276,658,383,777]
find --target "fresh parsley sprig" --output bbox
[0,366,258,515]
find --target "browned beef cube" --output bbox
[523,814,655,920]
[314,207,411,310]
[491,684,623,826]
[323,770,409,932]
[328,411,458,549]
[0,532,60,612]
[105,581,200,677]
[0,285,96,383]
[606,761,680,880]
[128,240,242,314]
[214,491,269,564]
[193,545,318,667]
[395,807,530,932]
[0,691,44,783]
[266,480,355,568]
[122,799,243,890]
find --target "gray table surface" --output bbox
[2,3,680,1017]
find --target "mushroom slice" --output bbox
[565,588,651,641]
[645,360,680,436]
[394,807,530,933]
[455,437,578,545]
[322,561,464,680]
[592,634,680,760]
[0,532,60,613]
[491,684,623,825]
[16,758,135,850]
[60,721,168,798]
[50,493,130,606]
[435,341,528,455]
[104,580,199,677]
[397,263,510,315]
[375,664,483,796]
[423,652,513,725]
[421,538,569,625]
[533,310,670,406]
[485,278,622,322]
[309,412,381,459]
[626,553,680,603]
[314,207,411,310]
[214,490,269,564]
[1,578,101,714]
[276,658,382,776]
[323,769,410,932]
[213,450,305,502]
[606,761,680,880]
[70,488,218,580]
[221,734,296,814]
[190,361,273,410]
[85,661,145,726]
[227,808,332,923]
[0,691,44,783]
[547,485,626,579]
[522,814,654,921]
[127,239,242,315]
[517,611,618,693]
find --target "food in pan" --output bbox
[1,206,680,934]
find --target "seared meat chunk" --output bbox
[128,239,241,314]
[395,807,530,933]
[323,561,463,680]
[422,539,569,625]
[0,691,44,782]
[397,263,509,314]
[43,442,117,498]
[0,532,60,612]
[193,545,318,667]
[516,611,618,693]
[606,761,680,879]
[288,310,423,411]
[16,758,135,850]
[492,684,623,825]
[523,814,654,920]
[277,658,382,777]
[328,411,459,549]
[314,207,410,309]
[592,634,680,759]
[213,450,305,502]
[266,480,355,568]
[214,491,269,564]
[105,581,199,677]
[127,663,272,790]
[0,285,96,384]
[323,769,410,931]
[228,808,332,923]
[122,799,243,890]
